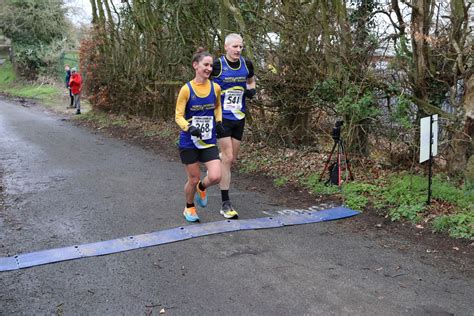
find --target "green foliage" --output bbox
[370,173,472,226]
[76,111,110,127]
[391,94,415,129]
[111,119,127,127]
[239,159,258,174]
[394,34,412,64]
[309,79,340,111]
[431,175,474,210]
[58,51,79,80]
[389,203,424,223]
[375,174,428,222]
[344,194,369,211]
[274,176,289,187]
[310,77,380,154]
[305,170,472,238]
[0,0,68,46]
[13,44,46,78]
[380,174,427,206]
[432,212,474,239]
[465,157,474,192]
[0,61,16,85]
[304,174,340,195]
[14,38,67,79]
[0,61,61,103]
[342,182,378,211]
[336,87,379,123]
[0,0,70,79]
[310,79,380,123]
[10,85,58,99]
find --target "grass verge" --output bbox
[237,139,473,240]
[305,172,473,239]
[0,61,63,106]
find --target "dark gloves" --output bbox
[244,88,256,99]
[216,122,225,137]
[188,125,202,138]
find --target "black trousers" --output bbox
[69,88,74,106]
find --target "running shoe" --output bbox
[183,206,199,222]
[195,181,208,207]
[220,201,239,219]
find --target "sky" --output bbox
[64,0,93,25]
[62,1,474,36]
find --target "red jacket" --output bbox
[69,73,82,95]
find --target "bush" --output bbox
[14,39,66,80]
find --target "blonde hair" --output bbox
[225,33,243,45]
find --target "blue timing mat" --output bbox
[0,206,359,272]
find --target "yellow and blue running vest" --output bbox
[213,56,250,121]
[179,81,218,149]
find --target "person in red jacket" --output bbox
[69,67,83,115]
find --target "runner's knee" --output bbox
[187,174,200,186]
[206,169,221,185]
[221,151,234,165]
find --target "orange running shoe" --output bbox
[183,206,199,222]
[195,181,208,207]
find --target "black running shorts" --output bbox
[217,118,245,141]
[179,146,220,164]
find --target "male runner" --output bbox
[211,33,256,219]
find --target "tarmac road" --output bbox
[0,98,472,315]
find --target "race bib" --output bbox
[191,116,213,140]
[223,90,243,111]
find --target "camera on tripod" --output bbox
[332,120,344,141]
[320,120,354,186]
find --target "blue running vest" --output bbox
[213,56,249,121]
[179,81,217,149]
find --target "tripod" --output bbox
[319,136,354,186]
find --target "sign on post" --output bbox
[419,114,438,163]
[419,115,438,205]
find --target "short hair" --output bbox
[225,33,243,45]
